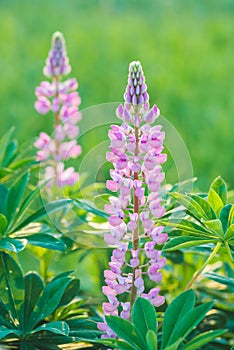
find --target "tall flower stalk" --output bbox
[98,61,168,338]
[34,32,81,188]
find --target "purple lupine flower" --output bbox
[100,61,167,338]
[34,32,81,188]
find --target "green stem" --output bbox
[185,241,222,290]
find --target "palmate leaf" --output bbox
[204,272,234,287]
[105,315,148,350]
[166,302,214,347]
[146,330,158,350]
[164,338,184,350]
[170,193,209,220]
[0,168,14,182]
[23,273,44,329]
[220,204,232,233]
[0,302,15,329]
[161,289,195,349]
[98,338,137,350]
[0,325,21,340]
[7,171,29,224]
[158,218,216,237]
[0,184,9,216]
[208,188,224,217]
[228,205,234,225]
[0,214,8,235]
[73,198,108,218]
[132,297,157,341]
[19,341,39,350]
[0,237,27,253]
[67,318,103,342]
[209,176,227,205]
[2,139,18,168]
[201,219,224,238]
[31,321,69,336]
[27,276,78,331]
[24,234,66,252]
[12,199,73,233]
[163,236,215,252]
[190,194,216,220]
[183,329,227,350]
[0,127,15,167]
[0,252,24,325]
[57,278,80,308]
[10,180,50,232]
[225,224,234,242]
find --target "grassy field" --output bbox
[0,0,233,190]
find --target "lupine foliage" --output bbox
[0,28,233,349]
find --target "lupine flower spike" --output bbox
[34,32,81,188]
[98,61,167,338]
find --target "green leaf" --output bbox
[31,321,70,336]
[161,289,195,349]
[210,176,227,205]
[73,198,108,218]
[27,277,76,331]
[0,168,14,181]
[7,171,29,223]
[0,184,9,216]
[164,338,184,350]
[0,252,24,324]
[183,329,227,350]
[106,315,148,350]
[219,204,232,233]
[163,236,213,252]
[225,242,234,262]
[58,278,80,307]
[0,325,21,340]
[94,193,111,210]
[10,158,38,170]
[146,330,158,350]
[0,214,8,234]
[167,302,214,346]
[132,297,157,340]
[208,188,224,217]
[201,219,224,238]
[190,194,216,219]
[228,205,234,225]
[0,302,15,329]
[170,193,209,220]
[158,218,213,237]
[0,238,27,253]
[25,234,66,252]
[13,199,73,232]
[23,272,44,328]
[225,224,234,241]
[0,127,15,166]
[19,341,39,350]
[96,338,137,350]
[12,181,49,231]
[204,272,234,287]
[2,139,18,167]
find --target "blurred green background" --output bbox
[0,0,233,190]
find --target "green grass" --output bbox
[0,0,233,190]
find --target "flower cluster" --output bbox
[34,32,81,188]
[98,61,167,338]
